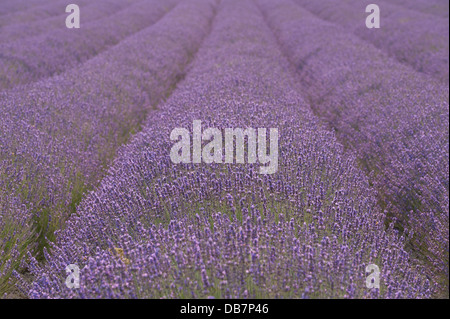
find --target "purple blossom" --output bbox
[21,0,433,299]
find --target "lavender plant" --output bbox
[0,0,94,27]
[0,176,35,296]
[294,0,449,83]
[256,0,449,296]
[0,0,136,43]
[0,0,181,91]
[1,0,217,296]
[387,0,449,18]
[22,0,431,299]
[0,0,52,17]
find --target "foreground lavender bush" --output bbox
[1,0,217,295]
[294,0,449,83]
[0,178,34,295]
[22,0,431,299]
[0,0,181,91]
[256,0,449,295]
[0,0,135,44]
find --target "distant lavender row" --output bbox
[0,0,213,232]
[256,0,449,294]
[294,0,449,83]
[23,0,432,299]
[0,0,63,27]
[387,0,449,18]
[1,0,217,296]
[0,0,136,43]
[0,0,99,28]
[0,0,51,17]
[0,0,179,91]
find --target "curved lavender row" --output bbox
[0,0,51,17]
[24,0,431,299]
[387,0,449,18]
[0,0,180,91]
[0,0,100,28]
[0,0,217,297]
[0,0,137,43]
[294,0,449,83]
[256,0,449,295]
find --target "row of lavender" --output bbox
[22,0,432,298]
[0,0,135,43]
[0,0,51,17]
[0,0,92,27]
[294,0,449,83]
[0,0,217,295]
[0,0,178,90]
[388,0,449,18]
[256,0,449,294]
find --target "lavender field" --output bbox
[0,0,448,299]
